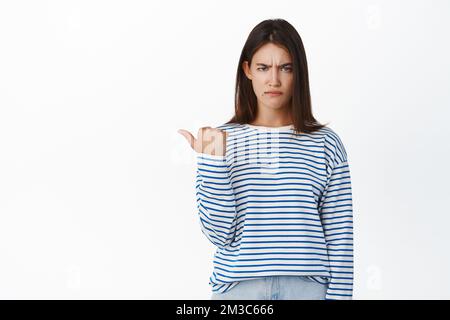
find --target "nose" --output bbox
[269,68,281,86]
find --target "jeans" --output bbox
[210,276,327,300]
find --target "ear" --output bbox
[242,60,252,80]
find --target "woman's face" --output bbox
[242,43,294,112]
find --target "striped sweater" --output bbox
[195,122,354,300]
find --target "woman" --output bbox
[178,19,354,300]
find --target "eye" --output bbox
[257,66,292,72]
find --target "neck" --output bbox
[250,109,292,127]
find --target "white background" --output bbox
[0,0,449,299]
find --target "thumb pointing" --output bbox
[178,129,195,149]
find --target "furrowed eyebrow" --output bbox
[256,63,292,67]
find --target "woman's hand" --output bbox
[178,126,228,156]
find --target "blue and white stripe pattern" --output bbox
[195,123,353,300]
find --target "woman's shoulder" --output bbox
[319,125,348,165]
[215,122,246,132]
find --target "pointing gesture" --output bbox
[178,126,228,156]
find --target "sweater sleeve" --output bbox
[195,152,239,249]
[319,132,354,300]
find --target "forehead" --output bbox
[253,43,291,62]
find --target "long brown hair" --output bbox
[226,18,328,134]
